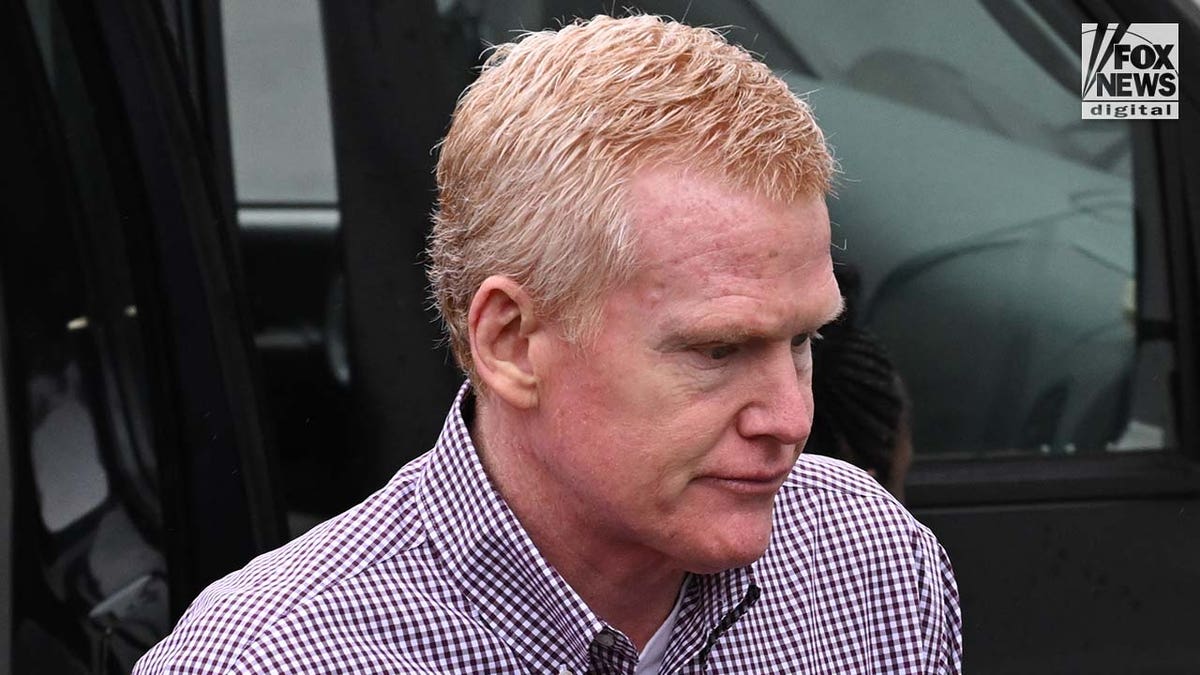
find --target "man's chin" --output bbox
[681,524,774,574]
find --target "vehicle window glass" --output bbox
[220,0,338,204]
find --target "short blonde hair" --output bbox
[429,14,834,377]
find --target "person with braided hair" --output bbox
[809,266,915,501]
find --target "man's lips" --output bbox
[694,468,791,496]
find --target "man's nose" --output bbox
[735,347,812,446]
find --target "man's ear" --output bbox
[468,276,541,409]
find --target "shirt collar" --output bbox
[418,382,761,673]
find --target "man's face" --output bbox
[529,168,842,574]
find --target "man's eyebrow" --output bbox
[661,298,848,349]
[659,326,758,348]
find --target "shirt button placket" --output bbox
[594,632,616,648]
[588,629,639,675]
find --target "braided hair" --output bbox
[807,267,908,491]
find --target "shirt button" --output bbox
[595,632,615,647]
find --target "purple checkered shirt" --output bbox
[135,384,962,673]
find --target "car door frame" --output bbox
[54,0,287,616]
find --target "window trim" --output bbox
[909,452,1200,506]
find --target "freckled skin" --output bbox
[525,167,843,575]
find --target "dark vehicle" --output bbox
[1,0,1198,673]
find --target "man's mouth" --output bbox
[694,469,790,496]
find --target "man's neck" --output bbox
[472,398,686,650]
[536,533,686,650]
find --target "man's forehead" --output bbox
[604,168,841,341]
[625,169,831,271]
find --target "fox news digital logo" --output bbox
[1082,23,1178,119]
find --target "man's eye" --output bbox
[704,344,738,360]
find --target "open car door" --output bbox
[0,0,284,671]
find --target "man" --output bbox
[136,15,961,674]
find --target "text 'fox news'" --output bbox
[1082,23,1179,120]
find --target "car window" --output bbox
[221,0,337,204]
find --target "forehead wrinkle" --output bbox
[631,241,838,344]
[633,219,831,292]
[662,283,837,345]
[636,227,824,298]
